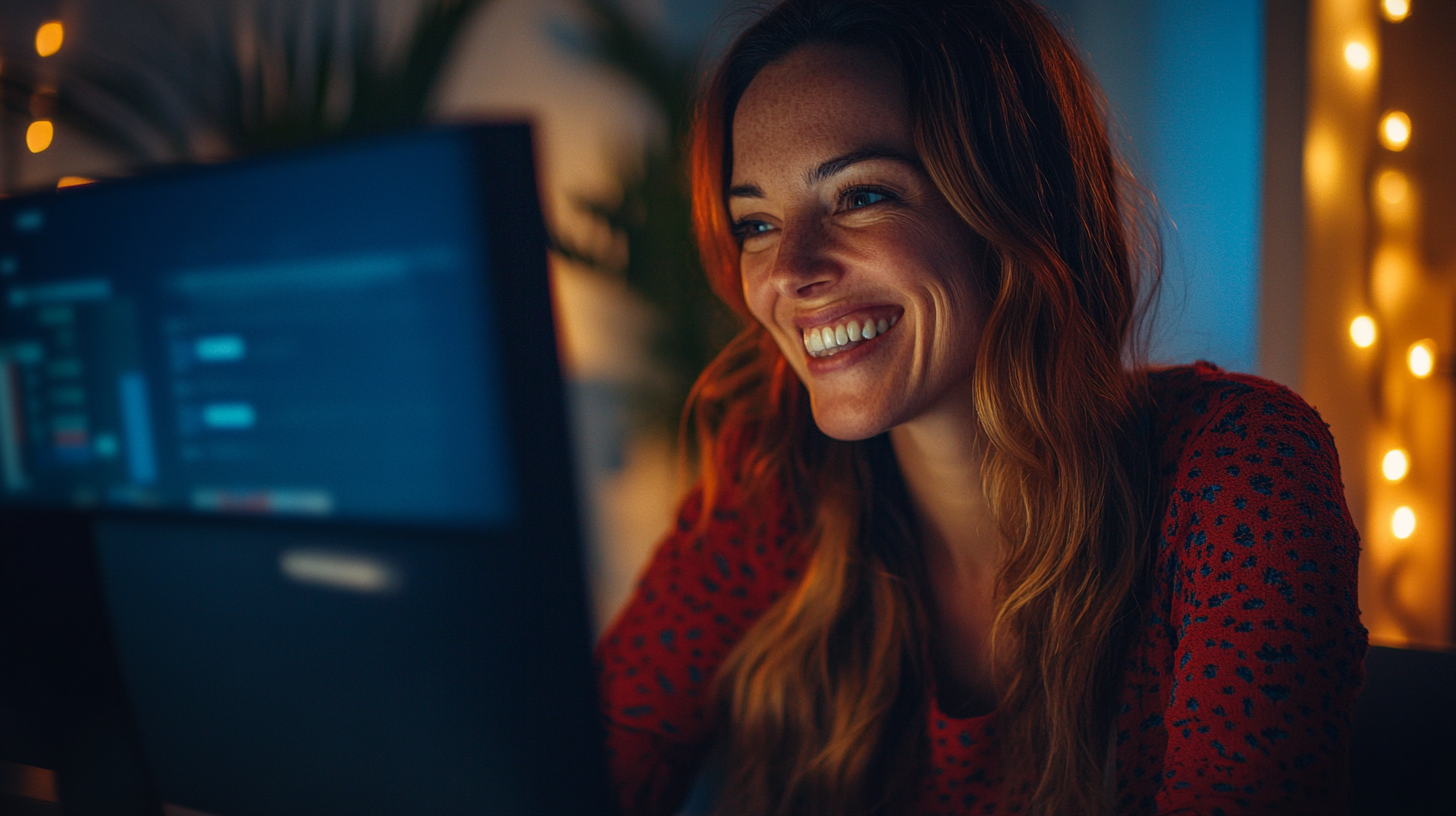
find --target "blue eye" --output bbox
[732,220,774,241]
[847,189,889,209]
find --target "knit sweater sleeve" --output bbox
[1153,379,1367,815]
[594,481,807,816]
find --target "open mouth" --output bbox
[802,313,898,358]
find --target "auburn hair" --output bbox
[682,1,1159,813]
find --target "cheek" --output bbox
[740,258,776,327]
[933,275,985,371]
[913,220,985,325]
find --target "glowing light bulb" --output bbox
[1383,449,1409,481]
[1408,339,1436,378]
[1383,0,1411,22]
[35,22,63,58]
[1377,170,1409,204]
[26,121,53,153]
[1380,111,1411,151]
[1392,506,1416,539]
[1350,315,1377,347]
[56,176,93,189]
[1344,42,1372,70]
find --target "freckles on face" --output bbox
[730,44,985,441]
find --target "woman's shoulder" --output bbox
[1145,361,1321,430]
[1144,361,1341,476]
[1141,359,1359,605]
[638,423,810,607]
[1141,360,1355,572]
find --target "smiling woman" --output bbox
[595,2,1366,815]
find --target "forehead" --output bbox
[731,43,911,184]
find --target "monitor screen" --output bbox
[0,133,513,526]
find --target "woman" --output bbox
[596,1,1367,814]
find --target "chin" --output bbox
[809,402,894,442]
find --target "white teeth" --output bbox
[889,315,897,327]
[801,314,898,357]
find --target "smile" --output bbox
[802,313,897,358]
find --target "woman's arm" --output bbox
[1154,380,1367,815]
[595,483,805,816]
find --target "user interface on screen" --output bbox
[0,134,514,526]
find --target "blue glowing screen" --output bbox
[0,133,514,526]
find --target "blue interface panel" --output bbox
[0,133,513,526]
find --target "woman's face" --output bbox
[730,43,985,441]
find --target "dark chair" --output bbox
[1350,644,1456,815]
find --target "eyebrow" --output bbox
[727,146,920,200]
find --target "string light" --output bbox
[1349,315,1377,347]
[35,21,63,58]
[1382,449,1409,481]
[1383,0,1411,23]
[1407,339,1436,378]
[26,121,53,153]
[1380,111,1411,151]
[1344,42,1372,70]
[1377,170,1409,204]
[1392,506,1416,539]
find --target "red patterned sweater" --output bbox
[596,363,1367,815]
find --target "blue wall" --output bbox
[1040,0,1264,373]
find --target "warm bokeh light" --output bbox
[1372,246,1414,314]
[1383,449,1410,481]
[35,22,63,57]
[1407,339,1436,378]
[26,121,54,153]
[1304,126,1340,202]
[56,176,94,189]
[1383,0,1411,23]
[1349,315,1377,347]
[1344,41,1371,70]
[1380,111,1411,151]
[1392,506,1416,539]
[1377,169,1409,204]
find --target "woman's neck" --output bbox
[891,378,1004,716]
[889,380,999,571]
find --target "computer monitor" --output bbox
[0,125,613,815]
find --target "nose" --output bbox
[767,217,843,299]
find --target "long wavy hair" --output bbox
[682,1,1160,813]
